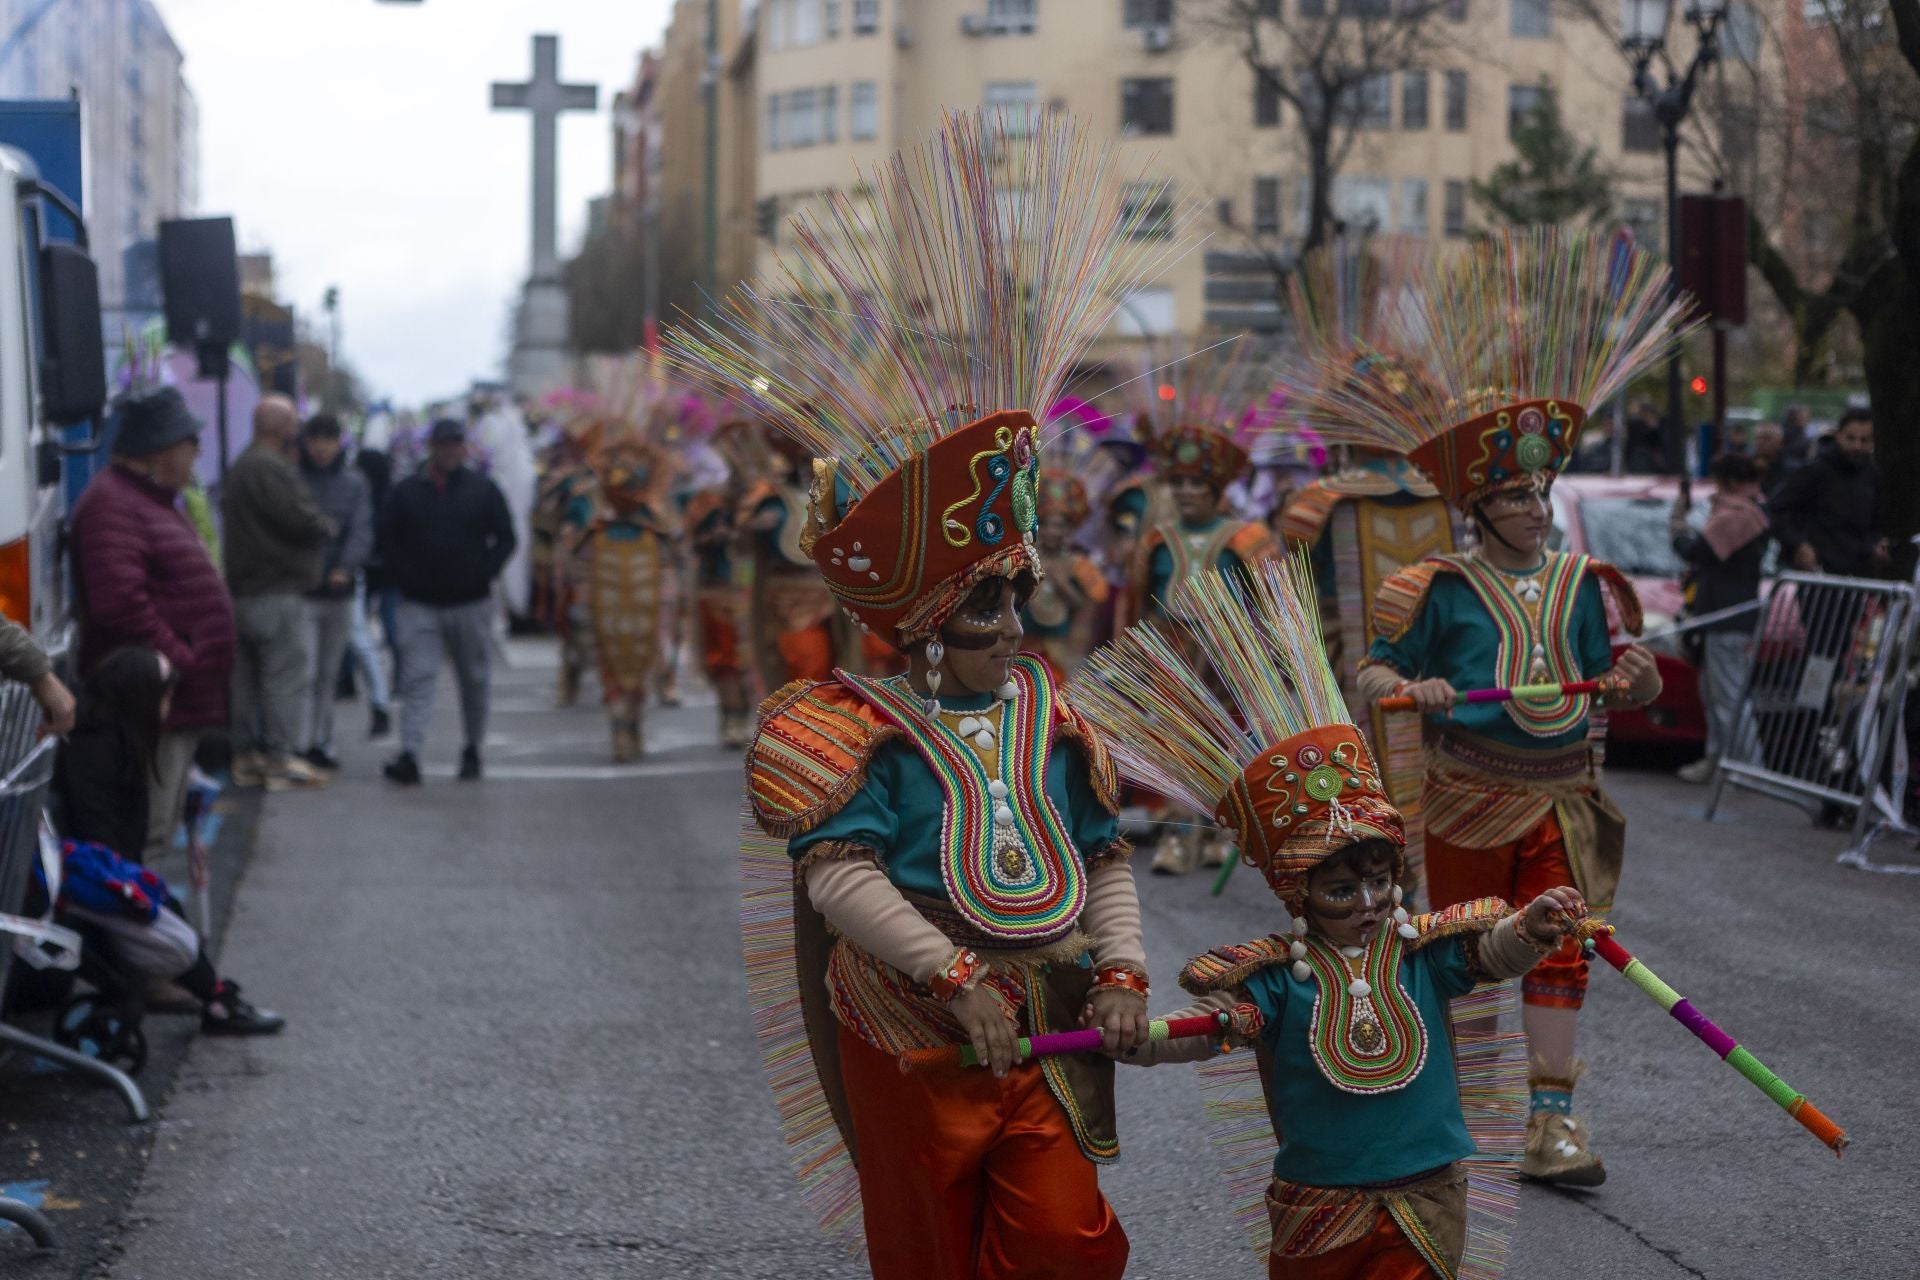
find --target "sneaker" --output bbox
[368,706,392,739]
[264,756,330,792]
[458,745,482,781]
[383,752,422,786]
[1522,1111,1607,1187]
[1150,830,1197,876]
[303,746,341,772]
[201,982,286,1036]
[229,752,267,788]
[1676,758,1715,784]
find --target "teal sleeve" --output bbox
[1242,967,1290,1027]
[1425,936,1477,1001]
[565,494,593,528]
[1148,542,1174,610]
[787,752,898,862]
[1113,487,1148,525]
[1366,584,1438,677]
[1055,740,1120,860]
[1574,575,1614,677]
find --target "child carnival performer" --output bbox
[1121,338,1280,876]
[1296,229,1695,1187]
[667,108,1192,1279]
[1074,554,1586,1280]
[1020,468,1111,676]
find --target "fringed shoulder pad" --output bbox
[1178,936,1291,995]
[1227,521,1280,565]
[1054,694,1123,815]
[1280,481,1341,547]
[747,679,900,839]
[1585,560,1644,637]
[1403,897,1512,952]
[1371,556,1463,643]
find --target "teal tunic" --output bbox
[1147,518,1251,613]
[788,689,1120,899]
[1244,939,1477,1185]
[1365,569,1613,751]
[565,494,661,545]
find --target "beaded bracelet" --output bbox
[1091,965,1151,999]
[927,948,984,1002]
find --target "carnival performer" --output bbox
[533,413,600,707]
[685,421,753,748]
[667,108,1189,1280]
[1123,339,1279,876]
[1019,469,1110,676]
[1076,555,1576,1280]
[568,420,678,762]
[1295,228,1694,1187]
[739,427,847,690]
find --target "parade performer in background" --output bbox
[1297,229,1694,1187]
[686,420,754,748]
[1020,469,1110,676]
[533,412,601,707]
[570,417,678,762]
[1123,338,1279,876]
[739,427,847,691]
[1075,555,1571,1280]
[668,107,1190,1279]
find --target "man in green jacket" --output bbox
[222,395,333,790]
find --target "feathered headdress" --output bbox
[1286,228,1698,509]
[1124,334,1277,489]
[666,108,1194,645]
[1073,554,1403,911]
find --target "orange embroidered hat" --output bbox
[1145,422,1250,489]
[1037,467,1091,528]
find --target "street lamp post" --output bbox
[1619,0,1727,480]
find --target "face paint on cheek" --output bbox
[940,622,1003,651]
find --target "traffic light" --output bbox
[1689,375,1708,396]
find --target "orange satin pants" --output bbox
[697,597,743,676]
[1267,1208,1435,1280]
[777,623,836,682]
[1424,812,1588,1009]
[836,1026,1129,1280]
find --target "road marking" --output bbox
[420,757,741,782]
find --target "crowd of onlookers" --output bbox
[0,384,517,1044]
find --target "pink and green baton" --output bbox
[897,1011,1230,1073]
[1586,926,1849,1157]
[1378,679,1602,713]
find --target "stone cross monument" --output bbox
[492,34,597,398]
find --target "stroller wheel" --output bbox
[54,995,149,1075]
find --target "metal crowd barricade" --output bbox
[0,684,149,1128]
[1704,567,1920,871]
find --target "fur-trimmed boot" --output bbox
[1522,1061,1606,1187]
[1150,828,1197,876]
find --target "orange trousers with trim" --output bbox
[836,1026,1129,1280]
[1267,1208,1434,1280]
[697,597,744,677]
[1424,811,1588,1009]
[777,623,836,683]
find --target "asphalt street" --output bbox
[7,640,1910,1278]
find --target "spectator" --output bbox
[1770,407,1887,579]
[351,443,396,737]
[1750,421,1791,502]
[223,394,333,791]
[50,647,284,1035]
[1671,454,1770,783]
[1780,404,1812,468]
[69,387,235,867]
[1623,399,1665,473]
[0,613,75,738]
[380,419,517,786]
[296,415,375,771]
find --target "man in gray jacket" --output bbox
[296,414,374,771]
[223,395,333,790]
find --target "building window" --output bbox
[787,88,821,147]
[985,81,1039,134]
[1333,175,1393,231]
[1121,77,1175,135]
[851,80,879,140]
[1255,67,1282,127]
[1622,94,1661,152]
[1296,67,1325,120]
[1253,176,1281,235]
[1340,0,1391,16]
[1115,285,1175,337]
[822,84,840,143]
[854,0,880,34]
[1443,70,1467,131]
[1507,83,1544,138]
[825,0,841,36]
[1444,179,1467,237]
[1510,0,1551,38]
[1446,0,1467,18]
[766,94,784,150]
[987,0,1037,31]
[1723,2,1761,60]
[1354,72,1392,129]
[1398,178,1429,235]
[1299,0,1325,15]
[1122,180,1176,239]
[1123,0,1173,28]
[1256,0,1281,13]
[788,0,824,46]
[1402,71,1429,129]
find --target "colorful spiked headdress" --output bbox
[1074,555,1403,911]
[666,109,1192,646]
[1127,335,1277,490]
[1286,229,1697,510]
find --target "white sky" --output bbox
[153,0,674,404]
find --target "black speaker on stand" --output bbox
[158,217,241,479]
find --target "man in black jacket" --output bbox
[380,419,517,785]
[1771,408,1888,579]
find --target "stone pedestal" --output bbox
[508,277,572,400]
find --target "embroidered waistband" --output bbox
[1429,730,1593,787]
[900,888,1090,958]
